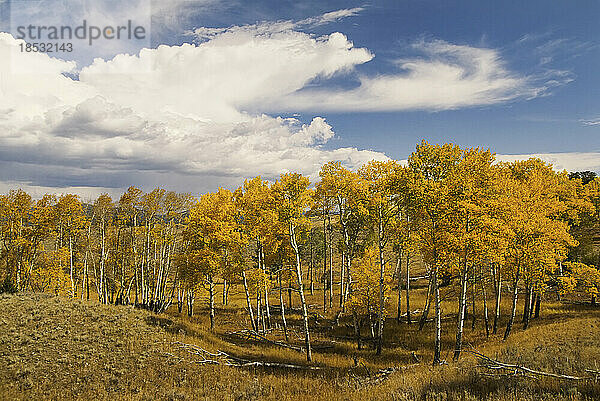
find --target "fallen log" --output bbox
[171,340,321,370]
[464,349,593,381]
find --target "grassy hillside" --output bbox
[1,292,600,400]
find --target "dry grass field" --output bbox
[1,287,600,400]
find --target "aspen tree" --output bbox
[316,162,368,311]
[272,173,313,362]
[559,262,600,304]
[388,165,419,324]
[500,160,575,339]
[408,141,462,364]
[23,195,56,292]
[234,177,280,329]
[119,187,143,304]
[183,188,243,331]
[359,160,402,355]
[55,194,86,298]
[346,247,392,349]
[445,147,496,360]
[0,190,33,291]
[140,188,167,307]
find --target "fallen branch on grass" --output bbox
[585,369,600,382]
[464,348,592,381]
[171,341,321,370]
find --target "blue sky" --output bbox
[316,0,599,157]
[147,0,600,157]
[0,0,598,197]
[191,0,599,158]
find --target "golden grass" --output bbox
[1,288,600,400]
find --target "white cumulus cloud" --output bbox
[0,8,577,196]
[266,39,572,112]
[0,27,385,195]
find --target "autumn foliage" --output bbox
[1,141,599,365]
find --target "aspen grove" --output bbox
[1,141,599,364]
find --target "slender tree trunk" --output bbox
[141,226,148,306]
[453,262,469,361]
[368,310,376,348]
[523,289,534,330]
[323,210,328,312]
[264,283,271,329]
[522,286,531,324]
[533,294,541,319]
[309,232,314,295]
[503,271,520,341]
[323,266,327,314]
[152,259,163,311]
[177,285,184,313]
[528,291,535,320]
[471,277,476,331]
[557,261,564,300]
[278,272,289,342]
[209,276,215,331]
[81,248,87,301]
[329,215,333,309]
[341,219,352,313]
[481,271,490,337]
[396,254,402,323]
[186,291,194,317]
[124,275,135,306]
[242,270,256,331]
[222,279,227,305]
[432,266,442,365]
[352,311,362,350]
[493,268,501,335]
[257,292,264,332]
[291,223,312,362]
[343,261,352,312]
[16,256,21,292]
[376,208,385,355]
[405,251,411,324]
[69,236,75,298]
[81,260,86,301]
[419,273,433,331]
[99,223,106,303]
[340,251,345,308]
[260,246,271,329]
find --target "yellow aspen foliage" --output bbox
[346,247,392,317]
[34,248,70,295]
[500,159,576,286]
[0,190,33,289]
[584,177,600,221]
[182,188,244,288]
[271,172,313,361]
[559,262,600,303]
[244,267,273,298]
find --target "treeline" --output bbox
[0,188,194,312]
[1,141,599,364]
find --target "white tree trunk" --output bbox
[290,222,312,362]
